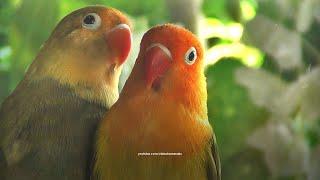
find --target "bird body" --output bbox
[94,24,220,180]
[0,79,106,179]
[0,6,131,180]
[95,92,214,180]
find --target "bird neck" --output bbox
[24,50,120,109]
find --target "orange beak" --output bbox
[144,43,172,89]
[106,24,132,65]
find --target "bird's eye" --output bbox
[82,13,101,30]
[184,47,197,65]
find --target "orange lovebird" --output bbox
[94,24,221,180]
[0,6,131,180]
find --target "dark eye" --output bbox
[82,13,101,30]
[184,47,197,65]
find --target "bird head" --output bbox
[127,24,206,106]
[28,6,132,107]
[50,6,131,65]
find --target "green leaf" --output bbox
[202,0,230,20]
[243,15,303,71]
[235,67,287,111]
[248,121,310,177]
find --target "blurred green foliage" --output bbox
[206,59,268,162]
[0,0,320,179]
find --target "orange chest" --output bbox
[98,150,209,180]
[95,97,213,180]
[107,105,212,156]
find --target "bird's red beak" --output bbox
[106,24,132,65]
[144,43,172,89]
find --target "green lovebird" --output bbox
[0,5,131,180]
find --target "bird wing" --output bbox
[206,133,221,180]
[0,81,42,169]
[0,79,107,179]
[0,142,6,179]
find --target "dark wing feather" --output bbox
[0,148,6,179]
[206,134,221,180]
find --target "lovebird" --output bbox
[94,24,221,180]
[0,6,131,180]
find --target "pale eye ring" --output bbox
[184,47,197,65]
[82,13,101,30]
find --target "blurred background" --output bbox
[0,0,320,179]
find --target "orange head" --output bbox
[123,24,206,109]
[27,6,132,107]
